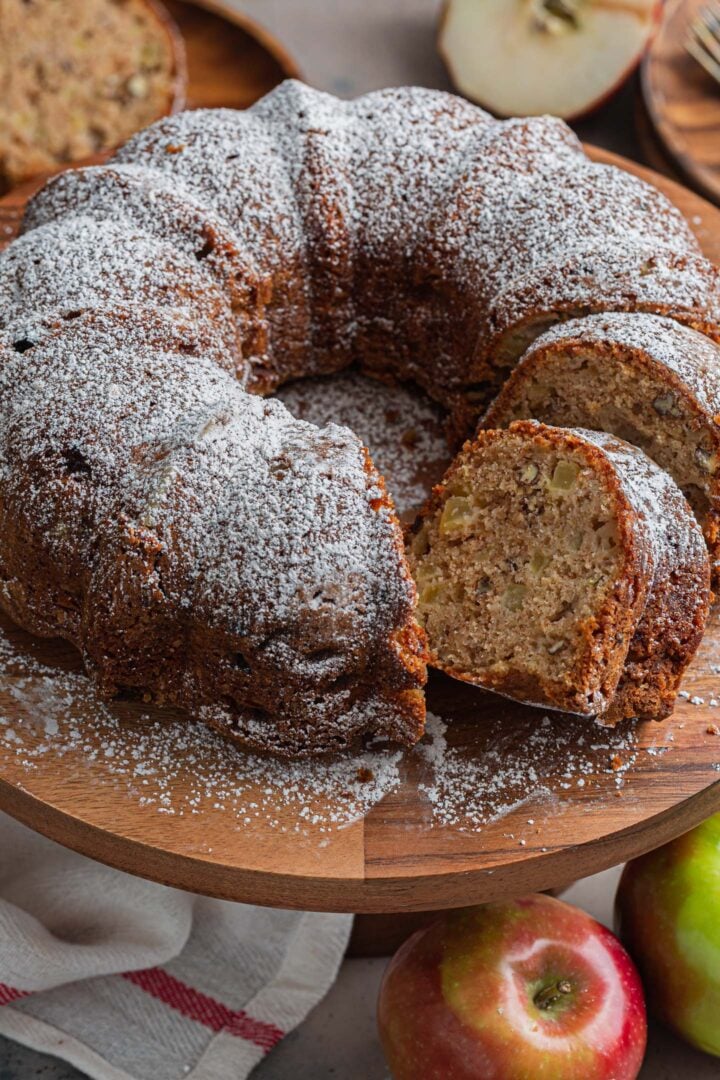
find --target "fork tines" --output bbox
[686,2,720,84]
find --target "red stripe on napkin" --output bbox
[122,968,284,1051]
[0,983,30,1006]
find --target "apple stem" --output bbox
[533,980,573,1011]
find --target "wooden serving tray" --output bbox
[1,152,720,915]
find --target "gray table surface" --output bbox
[3,2,718,1077]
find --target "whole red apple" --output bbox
[378,893,646,1080]
[616,813,720,1057]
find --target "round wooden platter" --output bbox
[2,152,720,916]
[642,0,720,206]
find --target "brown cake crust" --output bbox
[407,422,710,723]
[0,310,427,757]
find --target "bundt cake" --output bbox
[407,422,710,723]
[1,79,718,754]
[482,314,720,582]
[0,309,426,757]
[0,0,185,194]
[24,82,720,420]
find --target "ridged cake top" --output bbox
[114,80,702,313]
[23,162,257,298]
[18,80,719,393]
[115,83,492,255]
[0,215,237,354]
[439,115,699,299]
[0,310,414,637]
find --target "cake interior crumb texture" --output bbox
[411,429,632,714]
[492,348,715,516]
[0,0,185,192]
[408,422,711,722]
[482,313,720,575]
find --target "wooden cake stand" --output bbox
[2,153,720,916]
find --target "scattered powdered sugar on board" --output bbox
[4,594,720,837]
[2,615,720,838]
[4,537,720,833]
[278,370,452,520]
[414,712,641,832]
[0,621,404,832]
[0,615,657,837]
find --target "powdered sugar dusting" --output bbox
[0,215,234,344]
[416,711,640,831]
[278,371,452,519]
[112,80,718,398]
[23,162,254,292]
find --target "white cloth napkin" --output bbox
[0,813,352,1080]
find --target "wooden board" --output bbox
[2,151,720,915]
[642,0,720,206]
[634,84,687,186]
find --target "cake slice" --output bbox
[407,421,710,723]
[482,314,720,578]
[0,0,185,193]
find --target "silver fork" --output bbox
[686,2,720,85]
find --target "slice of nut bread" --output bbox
[407,420,710,723]
[0,0,186,193]
[482,313,720,581]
